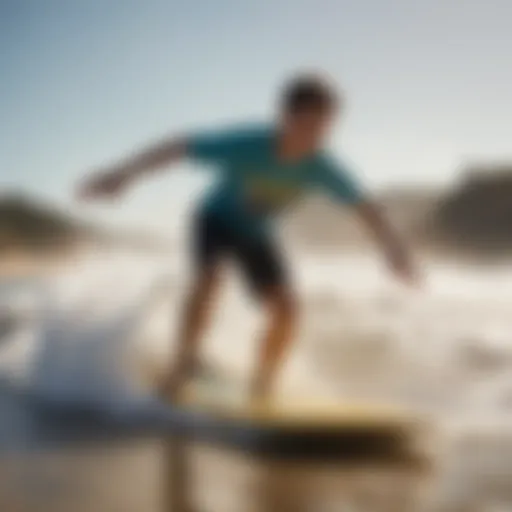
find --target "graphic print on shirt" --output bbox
[242,174,304,215]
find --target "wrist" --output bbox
[385,238,408,260]
[118,164,139,182]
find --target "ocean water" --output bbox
[2,248,512,511]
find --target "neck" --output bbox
[277,129,314,163]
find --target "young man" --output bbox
[78,73,419,402]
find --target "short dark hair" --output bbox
[280,73,338,114]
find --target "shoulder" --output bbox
[311,150,350,175]
[311,150,366,203]
[220,122,274,152]
[187,122,273,159]
[310,150,359,186]
[192,122,273,146]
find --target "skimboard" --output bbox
[147,363,432,465]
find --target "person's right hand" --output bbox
[76,168,132,202]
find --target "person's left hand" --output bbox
[387,250,423,289]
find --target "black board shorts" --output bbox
[192,209,289,298]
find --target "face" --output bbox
[282,107,336,151]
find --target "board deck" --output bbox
[178,378,419,431]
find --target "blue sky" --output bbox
[2,0,512,231]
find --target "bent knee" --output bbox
[188,267,221,305]
[268,288,298,320]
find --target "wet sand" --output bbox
[0,382,432,512]
[0,439,434,512]
[0,251,74,280]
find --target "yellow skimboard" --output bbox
[157,364,432,465]
[179,375,415,429]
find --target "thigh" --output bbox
[231,232,291,300]
[192,210,228,272]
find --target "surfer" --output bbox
[77,72,420,402]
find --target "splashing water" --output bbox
[3,249,512,509]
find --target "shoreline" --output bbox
[0,249,77,280]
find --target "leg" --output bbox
[159,210,226,401]
[232,232,298,401]
[177,266,223,369]
[159,266,223,400]
[251,286,298,400]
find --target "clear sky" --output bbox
[2,0,512,232]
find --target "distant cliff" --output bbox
[0,195,89,254]
[429,165,512,255]
[0,194,169,257]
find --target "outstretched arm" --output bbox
[318,156,421,287]
[77,137,187,201]
[76,126,252,202]
[354,200,419,286]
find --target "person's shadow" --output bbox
[164,437,196,512]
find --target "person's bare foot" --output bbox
[157,358,215,403]
[157,367,188,403]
